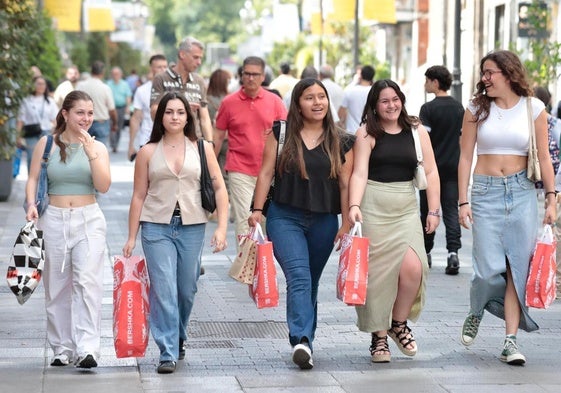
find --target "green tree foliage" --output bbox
[174,0,245,50]
[145,0,179,58]
[109,42,143,75]
[0,0,61,159]
[28,10,63,85]
[522,0,561,88]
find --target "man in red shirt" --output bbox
[214,56,287,243]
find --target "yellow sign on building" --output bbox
[310,0,396,35]
[45,0,82,32]
[86,7,115,32]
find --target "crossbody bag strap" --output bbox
[412,126,423,164]
[42,135,53,162]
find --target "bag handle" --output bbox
[349,221,362,237]
[541,224,554,244]
[527,97,537,161]
[252,222,267,243]
[411,127,423,165]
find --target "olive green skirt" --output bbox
[355,180,428,332]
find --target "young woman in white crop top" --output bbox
[458,50,556,366]
[25,90,111,369]
[122,92,228,374]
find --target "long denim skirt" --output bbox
[470,169,539,332]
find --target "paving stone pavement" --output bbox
[1,133,561,392]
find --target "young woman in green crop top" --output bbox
[25,90,111,369]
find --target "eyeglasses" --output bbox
[480,69,502,79]
[242,72,262,78]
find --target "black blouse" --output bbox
[368,129,417,182]
[273,130,354,214]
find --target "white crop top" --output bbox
[467,96,545,156]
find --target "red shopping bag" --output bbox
[337,222,369,305]
[249,223,279,308]
[113,255,150,358]
[526,225,557,309]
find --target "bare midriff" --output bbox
[49,194,97,208]
[473,154,527,177]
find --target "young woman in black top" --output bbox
[348,79,440,363]
[249,78,354,370]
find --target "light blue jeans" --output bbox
[266,202,338,351]
[23,130,49,173]
[141,218,205,361]
[470,169,539,332]
[88,120,110,147]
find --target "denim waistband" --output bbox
[472,169,528,185]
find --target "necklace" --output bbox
[163,139,178,148]
[496,106,504,120]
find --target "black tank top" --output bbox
[368,129,417,182]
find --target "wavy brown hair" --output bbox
[278,78,343,179]
[471,50,533,125]
[361,79,417,140]
[53,90,93,163]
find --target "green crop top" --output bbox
[47,144,95,195]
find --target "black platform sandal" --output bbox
[370,332,391,363]
[388,320,417,356]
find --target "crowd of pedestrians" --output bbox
[18,44,561,374]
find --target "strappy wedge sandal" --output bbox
[370,333,391,363]
[388,320,417,356]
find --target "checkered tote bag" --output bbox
[6,222,45,305]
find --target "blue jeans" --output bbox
[141,218,205,361]
[88,120,110,146]
[266,202,338,351]
[23,130,48,173]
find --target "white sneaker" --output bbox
[50,353,70,366]
[75,353,98,368]
[292,343,313,370]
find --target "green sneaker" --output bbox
[500,336,526,365]
[461,313,481,346]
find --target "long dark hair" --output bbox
[278,78,343,179]
[53,90,93,163]
[32,76,50,102]
[361,79,415,140]
[149,92,196,143]
[471,50,532,125]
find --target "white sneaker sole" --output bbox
[500,353,526,365]
[292,344,313,370]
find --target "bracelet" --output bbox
[88,153,98,162]
[349,204,360,209]
[252,208,263,212]
[545,191,557,197]
[458,202,469,207]
[428,209,441,217]
[206,140,215,146]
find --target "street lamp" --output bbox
[451,0,462,103]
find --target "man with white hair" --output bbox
[150,36,213,142]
